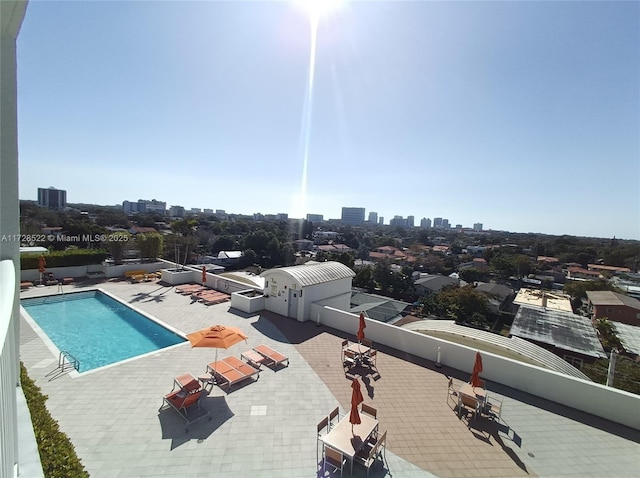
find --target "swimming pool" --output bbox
[21,290,185,372]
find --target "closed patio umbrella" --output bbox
[202,266,207,285]
[470,351,483,388]
[38,254,46,285]
[357,312,366,343]
[349,377,364,432]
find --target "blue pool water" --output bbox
[21,290,185,372]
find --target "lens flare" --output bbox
[291,0,345,218]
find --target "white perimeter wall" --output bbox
[313,305,640,431]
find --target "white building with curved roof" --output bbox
[260,261,355,322]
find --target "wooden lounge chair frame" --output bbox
[253,344,289,369]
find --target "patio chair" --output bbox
[365,349,377,367]
[447,377,460,408]
[361,403,377,419]
[459,393,479,424]
[343,348,357,368]
[485,394,503,421]
[328,406,341,429]
[324,445,346,477]
[253,344,289,369]
[159,378,210,431]
[317,416,329,463]
[355,429,386,478]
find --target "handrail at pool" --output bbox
[46,351,80,380]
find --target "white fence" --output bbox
[311,304,640,431]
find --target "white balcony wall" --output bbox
[312,305,640,431]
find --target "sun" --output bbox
[293,0,345,24]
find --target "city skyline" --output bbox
[16,1,639,239]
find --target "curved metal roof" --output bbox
[401,319,590,380]
[261,261,355,287]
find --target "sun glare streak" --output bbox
[292,0,345,218]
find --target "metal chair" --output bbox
[328,406,341,429]
[485,394,503,421]
[324,445,346,477]
[316,416,329,463]
[447,377,460,408]
[458,393,479,423]
[361,403,377,419]
[365,349,377,367]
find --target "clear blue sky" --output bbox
[16,0,639,239]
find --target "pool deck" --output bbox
[19,280,640,477]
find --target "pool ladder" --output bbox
[46,351,80,380]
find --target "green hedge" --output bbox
[21,249,108,269]
[20,363,89,478]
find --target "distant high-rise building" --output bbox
[378,216,384,225]
[407,215,415,227]
[341,207,365,225]
[191,208,202,213]
[455,224,463,230]
[442,219,450,229]
[169,205,185,217]
[389,215,405,227]
[368,211,378,224]
[433,217,443,228]
[473,222,483,231]
[215,209,226,215]
[420,217,431,229]
[306,213,323,223]
[203,209,214,215]
[123,199,166,215]
[276,213,289,221]
[37,186,66,210]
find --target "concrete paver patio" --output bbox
[19,280,640,477]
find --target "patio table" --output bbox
[322,412,378,475]
[345,343,372,365]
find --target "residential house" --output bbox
[350,292,412,324]
[510,306,607,369]
[413,274,459,296]
[567,266,602,281]
[473,282,514,314]
[586,290,640,326]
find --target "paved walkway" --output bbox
[18,280,640,477]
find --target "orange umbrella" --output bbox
[470,351,483,388]
[349,377,364,432]
[187,325,247,349]
[202,266,207,285]
[38,254,46,273]
[187,325,248,364]
[356,312,366,343]
[38,255,46,284]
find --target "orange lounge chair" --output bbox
[201,294,230,306]
[206,360,247,391]
[241,350,267,369]
[176,284,205,294]
[223,356,260,381]
[207,357,259,391]
[159,374,210,431]
[253,344,289,369]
